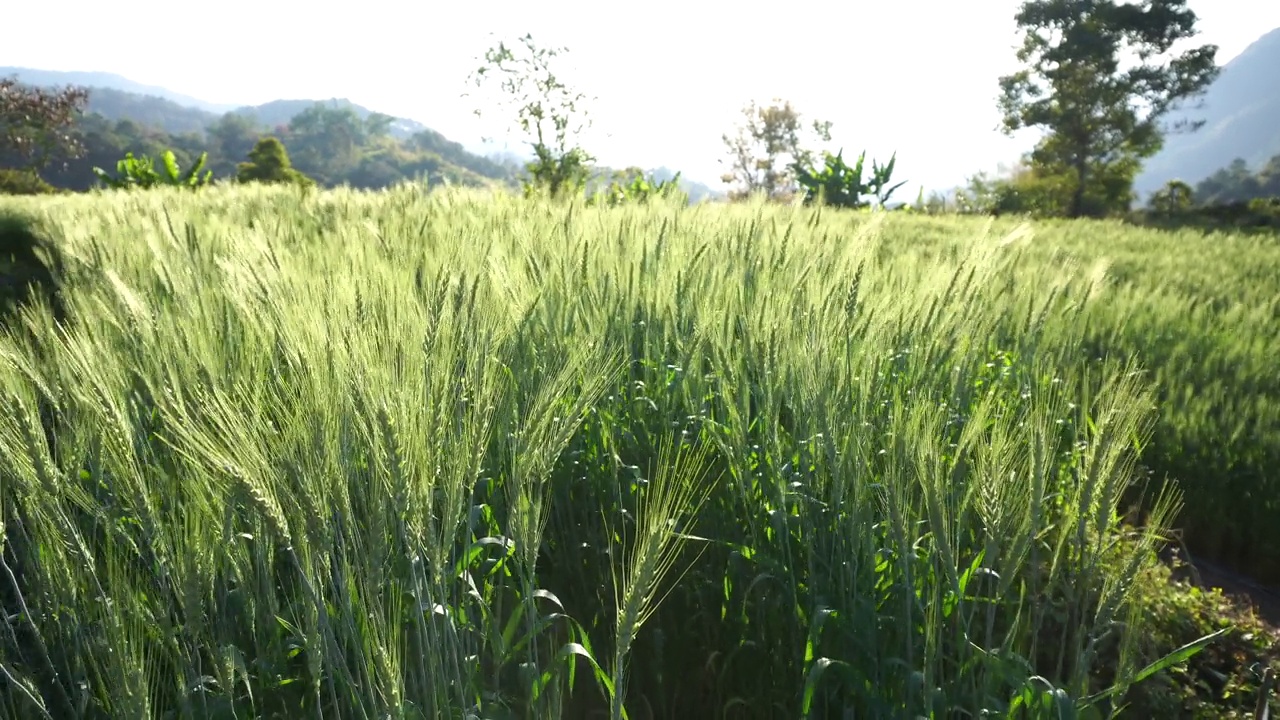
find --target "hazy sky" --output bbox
[5,1,1277,193]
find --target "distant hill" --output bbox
[1,68,434,144]
[0,67,237,114]
[2,68,514,187]
[1134,27,1280,200]
[2,66,720,199]
[76,86,221,136]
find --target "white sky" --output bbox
[4,0,1276,193]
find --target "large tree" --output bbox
[285,104,370,183]
[0,76,90,175]
[997,0,1219,218]
[720,99,831,202]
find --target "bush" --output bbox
[1128,197,1280,235]
[236,136,315,188]
[0,168,60,195]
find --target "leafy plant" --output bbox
[588,168,685,207]
[793,149,905,209]
[93,150,213,190]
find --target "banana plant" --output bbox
[94,150,213,190]
[793,149,905,209]
[589,168,685,207]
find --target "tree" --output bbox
[466,33,594,198]
[997,0,1219,218]
[208,113,264,171]
[364,112,394,140]
[236,137,314,187]
[0,76,90,175]
[1195,154,1280,204]
[286,104,369,182]
[719,99,831,201]
[1147,178,1195,213]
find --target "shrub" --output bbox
[236,136,315,188]
[0,168,59,195]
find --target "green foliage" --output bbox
[587,167,685,207]
[1119,557,1280,718]
[283,104,381,185]
[1128,162,1280,233]
[957,156,1140,218]
[235,136,314,188]
[521,144,592,200]
[1,96,508,194]
[0,168,59,196]
[1194,154,1280,205]
[1147,180,1196,214]
[793,149,905,208]
[93,149,213,190]
[468,34,595,199]
[998,0,1219,217]
[1129,197,1280,235]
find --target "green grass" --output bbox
[0,183,1276,718]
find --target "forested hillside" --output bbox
[1,68,720,198]
[1133,27,1280,199]
[0,101,513,191]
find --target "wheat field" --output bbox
[0,183,1277,718]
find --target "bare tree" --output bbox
[719,99,831,201]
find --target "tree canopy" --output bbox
[0,76,90,174]
[997,0,1219,217]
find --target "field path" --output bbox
[1173,548,1280,627]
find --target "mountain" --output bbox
[3,68,515,186]
[0,67,238,114]
[1134,27,1280,200]
[74,86,221,136]
[4,67,720,199]
[1,68,433,144]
